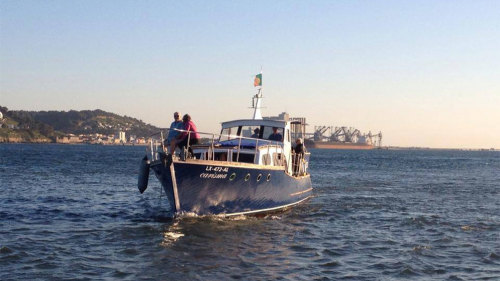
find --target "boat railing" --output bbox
[146,129,287,166]
[145,131,166,162]
[291,151,310,176]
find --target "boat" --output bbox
[137,75,313,216]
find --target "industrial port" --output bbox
[265,112,382,150]
[305,126,382,150]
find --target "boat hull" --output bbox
[150,160,313,216]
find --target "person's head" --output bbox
[254,128,260,134]
[296,138,303,144]
[183,114,191,122]
[173,112,180,121]
[272,127,278,133]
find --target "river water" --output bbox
[1,144,498,280]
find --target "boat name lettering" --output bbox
[200,173,228,179]
[205,166,229,173]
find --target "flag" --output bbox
[254,73,262,87]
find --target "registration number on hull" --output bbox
[200,166,229,179]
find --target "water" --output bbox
[1,144,499,280]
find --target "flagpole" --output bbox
[252,70,263,120]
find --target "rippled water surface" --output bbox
[1,144,499,280]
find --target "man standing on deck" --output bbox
[165,112,183,152]
[293,138,305,175]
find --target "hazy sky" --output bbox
[1,1,499,149]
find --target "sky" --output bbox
[1,0,499,149]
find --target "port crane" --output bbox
[309,126,382,147]
[330,126,360,143]
[367,131,383,147]
[313,126,330,141]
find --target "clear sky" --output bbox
[1,0,499,149]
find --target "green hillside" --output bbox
[0,106,162,142]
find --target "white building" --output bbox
[118,131,126,143]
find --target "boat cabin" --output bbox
[191,118,308,176]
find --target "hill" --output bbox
[0,106,162,143]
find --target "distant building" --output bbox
[265,112,307,140]
[56,134,82,144]
[120,131,126,142]
[115,131,126,144]
[264,112,290,121]
[129,135,136,143]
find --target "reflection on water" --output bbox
[161,221,185,247]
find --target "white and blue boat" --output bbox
[138,79,313,216]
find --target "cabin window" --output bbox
[232,153,255,163]
[262,126,284,142]
[220,127,238,141]
[240,126,261,139]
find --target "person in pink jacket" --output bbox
[170,114,200,155]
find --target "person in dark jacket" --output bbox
[251,128,260,138]
[268,127,283,142]
[293,138,305,175]
[294,138,304,155]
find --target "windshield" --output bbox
[219,125,284,142]
[262,126,284,142]
[219,127,238,141]
[241,126,261,139]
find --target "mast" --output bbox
[252,71,263,120]
[252,88,263,120]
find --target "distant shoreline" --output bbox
[384,146,497,152]
[0,141,150,147]
[0,142,496,151]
